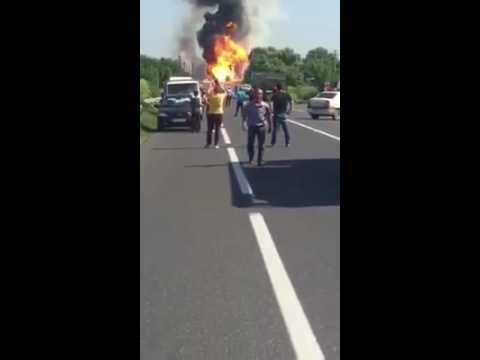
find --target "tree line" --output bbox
[140,46,339,102]
[245,47,339,88]
[140,55,187,101]
[244,46,339,102]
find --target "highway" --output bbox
[140,103,340,360]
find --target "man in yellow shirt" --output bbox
[205,80,226,149]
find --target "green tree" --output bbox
[285,66,304,87]
[304,47,340,89]
[245,47,304,87]
[277,48,301,66]
[140,54,188,93]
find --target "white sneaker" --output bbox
[215,145,220,149]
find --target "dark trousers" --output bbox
[247,125,266,163]
[271,114,290,145]
[192,112,202,132]
[206,114,223,145]
[235,101,243,116]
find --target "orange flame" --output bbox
[207,26,249,83]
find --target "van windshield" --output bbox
[167,83,198,96]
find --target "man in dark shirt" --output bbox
[270,83,293,147]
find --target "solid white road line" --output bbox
[287,119,340,141]
[220,127,231,145]
[249,212,325,360]
[223,131,254,196]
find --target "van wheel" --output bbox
[311,114,320,120]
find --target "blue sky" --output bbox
[140,0,339,58]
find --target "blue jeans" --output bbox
[247,125,266,163]
[271,113,290,145]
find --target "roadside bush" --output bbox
[140,101,158,115]
[288,85,319,103]
[287,86,298,103]
[150,85,161,98]
[140,78,152,102]
[296,85,318,100]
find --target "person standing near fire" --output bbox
[189,90,202,133]
[205,80,226,149]
[242,88,272,166]
[234,86,248,117]
[226,87,233,107]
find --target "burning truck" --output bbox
[185,0,252,85]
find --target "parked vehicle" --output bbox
[307,91,340,120]
[156,77,201,130]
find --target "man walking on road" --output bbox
[243,88,272,166]
[205,80,226,149]
[270,83,293,147]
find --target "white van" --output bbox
[156,77,201,130]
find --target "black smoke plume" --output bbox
[187,0,250,65]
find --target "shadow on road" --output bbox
[157,128,193,133]
[153,146,209,151]
[185,163,228,168]
[153,145,246,151]
[140,123,197,133]
[229,158,340,208]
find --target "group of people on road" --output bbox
[189,80,293,166]
[242,84,292,165]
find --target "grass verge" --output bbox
[140,104,157,144]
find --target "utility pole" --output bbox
[333,50,338,87]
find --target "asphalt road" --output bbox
[140,104,340,360]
